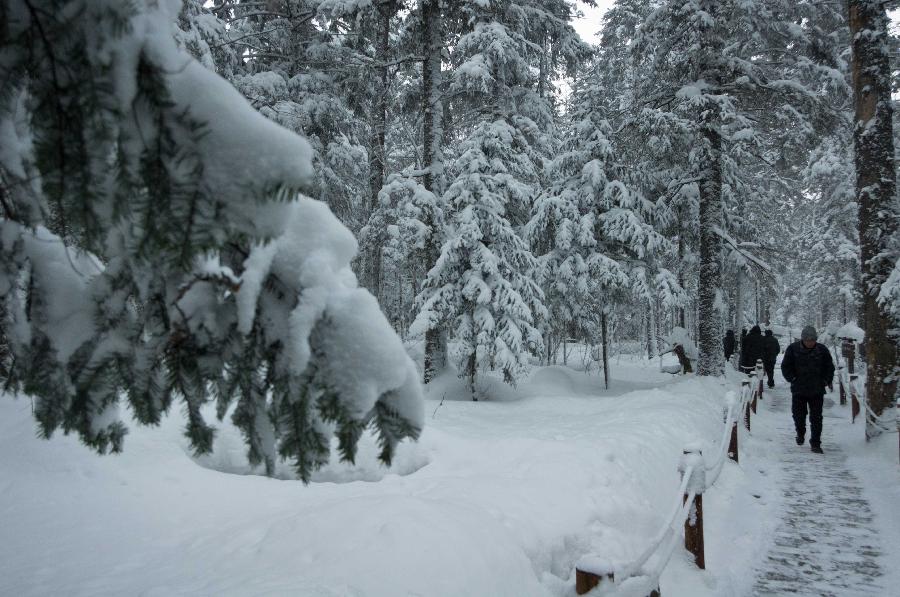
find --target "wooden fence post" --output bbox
[842,338,856,375]
[850,373,860,423]
[756,359,764,399]
[574,568,613,595]
[680,446,706,570]
[728,418,739,463]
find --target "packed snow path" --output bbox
[750,388,886,596]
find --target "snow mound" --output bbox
[835,322,864,343]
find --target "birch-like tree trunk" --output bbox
[421,0,445,384]
[849,0,898,439]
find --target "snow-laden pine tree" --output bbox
[602,0,848,375]
[414,2,566,395]
[526,73,673,360]
[0,0,423,481]
[189,1,375,234]
[414,118,547,395]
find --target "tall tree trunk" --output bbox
[849,0,898,439]
[364,1,396,300]
[696,0,725,377]
[697,122,724,376]
[421,0,445,384]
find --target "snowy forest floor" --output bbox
[1,356,897,597]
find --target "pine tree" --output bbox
[0,0,423,480]
[414,119,546,395]
[600,0,848,375]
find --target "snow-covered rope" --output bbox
[863,398,899,433]
[612,488,699,596]
[577,386,744,595]
[616,388,741,584]
[617,464,695,580]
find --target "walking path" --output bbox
[750,387,887,596]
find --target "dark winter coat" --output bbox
[781,341,835,397]
[740,325,764,370]
[762,330,780,365]
[723,331,736,360]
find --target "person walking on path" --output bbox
[740,325,764,373]
[780,326,835,454]
[724,329,736,363]
[762,329,780,388]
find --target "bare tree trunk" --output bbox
[421,0,445,384]
[849,0,898,439]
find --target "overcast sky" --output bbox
[572,0,615,44]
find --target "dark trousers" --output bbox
[763,361,775,385]
[792,394,824,445]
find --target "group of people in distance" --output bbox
[723,325,781,387]
[723,325,835,455]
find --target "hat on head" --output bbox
[801,326,818,341]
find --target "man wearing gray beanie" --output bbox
[780,326,835,453]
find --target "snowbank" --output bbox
[0,363,737,597]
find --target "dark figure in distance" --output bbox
[762,329,780,388]
[781,326,834,454]
[740,325,764,373]
[723,330,736,363]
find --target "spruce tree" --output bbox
[0,0,423,480]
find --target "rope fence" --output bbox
[575,382,752,596]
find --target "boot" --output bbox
[811,444,823,454]
[796,433,805,446]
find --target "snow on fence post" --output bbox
[755,359,764,401]
[574,560,613,595]
[679,444,706,569]
[742,379,751,431]
[838,365,847,405]
[850,374,860,423]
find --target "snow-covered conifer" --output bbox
[0,0,422,480]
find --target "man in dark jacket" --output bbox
[762,329,780,388]
[740,325,764,372]
[723,329,736,363]
[781,326,835,454]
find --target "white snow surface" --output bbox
[4,358,894,597]
[1,358,751,597]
